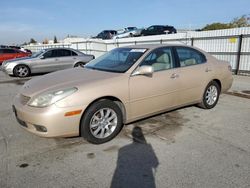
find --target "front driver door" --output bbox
[129,47,181,120]
[31,49,58,73]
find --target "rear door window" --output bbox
[57,49,71,57]
[176,47,206,67]
[2,49,16,54]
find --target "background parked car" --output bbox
[9,46,32,53]
[94,30,118,40]
[141,25,177,36]
[1,48,94,77]
[0,48,31,65]
[113,27,143,39]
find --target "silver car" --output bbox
[113,27,143,39]
[1,48,95,77]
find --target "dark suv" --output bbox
[95,30,118,40]
[141,25,177,36]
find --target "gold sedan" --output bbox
[13,44,233,144]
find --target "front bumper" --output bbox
[13,94,87,137]
[1,65,13,75]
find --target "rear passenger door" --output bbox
[174,47,212,104]
[53,49,77,70]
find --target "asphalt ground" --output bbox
[0,71,249,188]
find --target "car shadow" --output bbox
[110,126,159,188]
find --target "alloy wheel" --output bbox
[205,85,218,105]
[89,108,118,139]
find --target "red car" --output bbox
[0,48,31,65]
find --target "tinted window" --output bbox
[148,26,155,31]
[127,27,136,31]
[176,47,206,67]
[71,50,78,56]
[158,26,165,31]
[44,50,59,58]
[43,50,54,58]
[58,49,71,57]
[2,49,16,53]
[140,48,174,72]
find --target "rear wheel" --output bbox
[199,81,220,109]
[74,62,85,68]
[80,100,123,144]
[13,65,30,77]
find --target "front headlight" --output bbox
[28,87,78,107]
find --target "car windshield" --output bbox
[85,48,147,73]
[31,50,46,58]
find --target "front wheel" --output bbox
[74,62,85,68]
[199,81,220,109]
[13,65,30,77]
[80,100,123,144]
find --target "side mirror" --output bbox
[40,55,45,59]
[132,65,153,77]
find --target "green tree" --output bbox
[201,14,250,31]
[231,15,250,27]
[29,38,37,44]
[54,36,58,43]
[202,22,232,31]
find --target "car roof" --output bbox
[120,44,182,49]
[43,47,78,51]
[120,44,207,53]
[103,30,117,32]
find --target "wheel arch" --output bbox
[79,96,127,135]
[211,79,221,92]
[73,61,86,67]
[13,64,31,76]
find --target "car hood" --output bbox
[20,68,122,97]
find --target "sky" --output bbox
[0,0,249,45]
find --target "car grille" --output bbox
[19,94,31,105]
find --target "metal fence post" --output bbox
[235,34,243,75]
[191,38,194,46]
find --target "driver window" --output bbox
[43,50,53,58]
[140,48,174,72]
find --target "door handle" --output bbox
[205,68,212,72]
[170,73,179,79]
[55,58,59,61]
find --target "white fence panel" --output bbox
[24,27,250,74]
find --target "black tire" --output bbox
[199,81,220,109]
[13,65,30,77]
[80,100,123,144]
[129,33,133,37]
[74,62,85,68]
